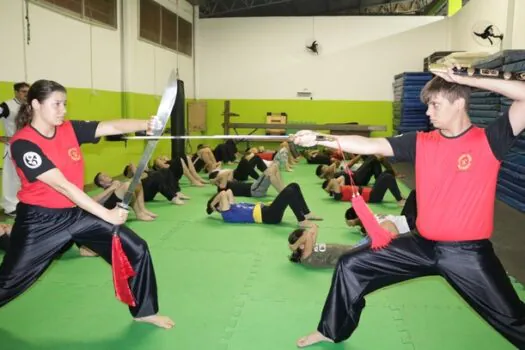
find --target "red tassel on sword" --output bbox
[351,195,395,249]
[111,233,137,307]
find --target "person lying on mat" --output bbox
[209,162,285,197]
[303,149,340,165]
[316,155,385,186]
[206,183,322,227]
[153,155,208,187]
[322,171,406,207]
[345,190,417,237]
[123,163,188,205]
[93,172,158,221]
[209,149,269,182]
[191,144,222,173]
[287,219,408,268]
[273,141,298,172]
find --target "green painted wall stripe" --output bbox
[448,0,462,16]
[0,81,394,185]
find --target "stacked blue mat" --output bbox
[470,50,525,212]
[392,72,433,135]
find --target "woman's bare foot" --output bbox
[79,246,99,257]
[305,213,323,221]
[296,331,333,348]
[134,314,175,329]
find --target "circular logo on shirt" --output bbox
[457,153,472,171]
[68,148,80,161]
[23,152,42,169]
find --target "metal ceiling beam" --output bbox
[361,0,435,14]
[200,0,294,17]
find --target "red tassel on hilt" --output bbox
[351,195,394,249]
[111,233,137,307]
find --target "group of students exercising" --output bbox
[2,72,523,348]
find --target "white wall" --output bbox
[124,0,195,97]
[0,0,195,97]
[196,16,448,100]
[509,0,525,49]
[448,0,508,53]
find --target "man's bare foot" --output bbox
[79,246,99,257]
[192,181,204,187]
[296,331,333,348]
[305,213,323,221]
[134,314,175,329]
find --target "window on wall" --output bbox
[32,0,118,29]
[139,0,193,57]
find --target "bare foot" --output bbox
[178,193,191,200]
[192,182,204,187]
[298,220,315,228]
[79,246,99,257]
[134,314,175,329]
[305,213,323,221]
[172,197,185,205]
[296,331,333,348]
[397,199,406,207]
[145,210,158,218]
[136,213,155,221]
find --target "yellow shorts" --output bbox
[252,203,263,223]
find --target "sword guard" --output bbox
[117,202,130,211]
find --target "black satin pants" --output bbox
[317,233,525,349]
[0,202,158,318]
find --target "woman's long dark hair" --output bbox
[16,80,66,130]
[288,228,305,263]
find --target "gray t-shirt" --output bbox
[300,243,354,268]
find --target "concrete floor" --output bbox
[393,162,525,284]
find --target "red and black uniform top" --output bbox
[386,111,518,242]
[10,120,100,209]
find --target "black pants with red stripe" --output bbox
[315,234,525,348]
[0,203,158,318]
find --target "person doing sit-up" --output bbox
[322,171,405,207]
[287,211,413,268]
[93,172,158,221]
[123,163,188,205]
[210,162,285,198]
[206,183,322,227]
[345,190,417,237]
[153,155,208,187]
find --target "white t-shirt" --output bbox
[375,214,411,234]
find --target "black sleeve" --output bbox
[485,111,519,161]
[70,120,101,145]
[11,140,56,182]
[385,132,417,163]
[0,102,9,119]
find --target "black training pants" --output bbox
[261,183,310,223]
[0,203,158,318]
[368,172,403,203]
[316,234,525,348]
